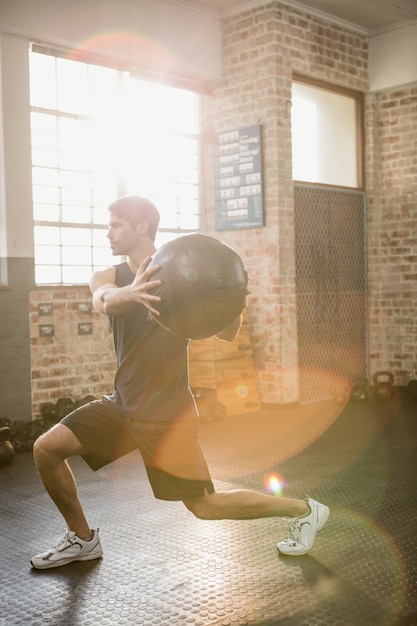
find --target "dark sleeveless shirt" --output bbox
[106,262,194,420]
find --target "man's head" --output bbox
[108,195,160,242]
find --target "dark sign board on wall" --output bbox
[214,124,264,231]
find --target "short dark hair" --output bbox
[108,195,160,242]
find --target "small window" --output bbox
[291,76,363,188]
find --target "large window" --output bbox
[29,45,201,285]
[291,76,363,188]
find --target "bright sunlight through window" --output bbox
[291,80,361,188]
[29,45,201,285]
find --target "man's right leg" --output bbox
[33,423,92,539]
[31,424,103,569]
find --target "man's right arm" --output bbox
[90,270,132,316]
[89,259,162,317]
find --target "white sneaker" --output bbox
[277,497,329,556]
[31,529,103,569]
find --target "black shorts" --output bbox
[61,398,214,501]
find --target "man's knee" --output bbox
[183,492,222,520]
[33,424,82,466]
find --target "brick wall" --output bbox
[366,85,417,383]
[29,287,115,419]
[202,1,368,403]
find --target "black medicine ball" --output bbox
[147,233,247,339]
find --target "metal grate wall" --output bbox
[294,185,367,403]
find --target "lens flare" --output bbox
[186,267,199,282]
[264,472,286,496]
[67,31,176,70]
[236,384,248,398]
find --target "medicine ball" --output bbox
[147,233,247,339]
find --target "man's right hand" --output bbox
[90,257,162,316]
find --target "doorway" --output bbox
[294,184,367,403]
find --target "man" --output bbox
[31,195,329,569]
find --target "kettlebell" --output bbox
[407,380,417,401]
[373,371,394,402]
[55,397,74,420]
[350,376,370,404]
[0,426,16,468]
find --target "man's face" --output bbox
[106,214,138,256]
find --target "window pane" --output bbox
[32,167,59,187]
[34,226,61,245]
[33,203,60,222]
[181,193,199,214]
[62,265,91,284]
[61,188,90,207]
[92,203,111,225]
[31,129,58,151]
[172,138,199,182]
[158,206,180,229]
[59,150,90,172]
[30,54,57,109]
[92,229,109,247]
[62,246,91,265]
[177,183,199,202]
[57,58,89,114]
[35,245,61,264]
[32,149,59,168]
[155,231,178,248]
[90,119,120,174]
[89,64,119,116]
[61,227,91,246]
[93,246,114,266]
[35,264,61,284]
[292,81,359,188]
[178,211,199,230]
[173,89,200,134]
[62,205,91,224]
[31,112,56,133]
[58,118,90,171]
[32,185,60,205]
[60,170,90,189]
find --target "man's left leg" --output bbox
[183,489,329,556]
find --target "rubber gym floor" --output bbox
[1,389,416,626]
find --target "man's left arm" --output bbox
[215,314,242,342]
[216,278,249,342]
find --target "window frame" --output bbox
[292,73,364,190]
